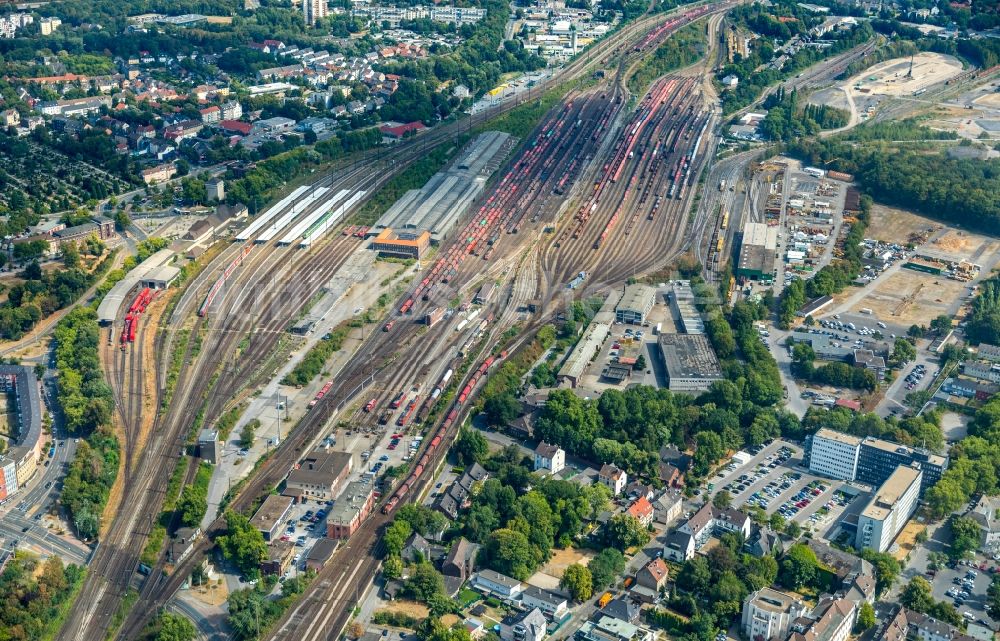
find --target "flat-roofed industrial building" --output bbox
[370,228,431,259]
[657,333,723,392]
[373,131,514,244]
[615,284,656,325]
[737,222,778,281]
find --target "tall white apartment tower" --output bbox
[304,0,328,25]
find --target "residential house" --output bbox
[679,503,752,548]
[625,481,655,502]
[655,493,684,526]
[577,616,654,641]
[441,537,478,591]
[1,109,19,127]
[663,530,695,562]
[473,569,523,599]
[625,496,654,528]
[434,462,488,520]
[741,587,808,641]
[142,163,176,185]
[599,464,627,496]
[634,558,668,596]
[805,540,876,604]
[786,595,857,641]
[744,526,785,557]
[967,496,1000,549]
[402,532,431,563]
[599,598,641,625]
[500,607,546,641]
[261,539,297,576]
[199,105,221,123]
[521,586,568,619]
[534,442,565,475]
[658,461,684,488]
[221,100,243,120]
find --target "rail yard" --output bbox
[63,6,726,641]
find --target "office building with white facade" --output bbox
[808,428,861,481]
[856,465,922,553]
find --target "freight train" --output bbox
[381,353,502,514]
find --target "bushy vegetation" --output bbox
[227,571,315,640]
[55,307,120,541]
[282,324,350,387]
[758,88,849,141]
[924,395,1000,519]
[0,554,87,640]
[628,21,706,94]
[966,272,1000,346]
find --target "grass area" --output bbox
[214,403,245,441]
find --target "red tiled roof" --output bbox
[219,120,251,135]
[379,121,426,137]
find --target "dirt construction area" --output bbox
[855,270,967,326]
[847,53,964,96]
[865,204,942,245]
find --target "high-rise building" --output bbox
[856,465,922,553]
[807,428,861,481]
[303,0,328,25]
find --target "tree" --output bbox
[855,602,876,632]
[604,514,650,551]
[589,548,626,591]
[713,491,732,510]
[784,521,802,539]
[900,577,934,612]
[405,562,445,602]
[216,511,268,580]
[891,337,916,366]
[988,574,1000,618]
[383,554,403,580]
[561,563,593,602]
[396,504,448,538]
[634,354,647,371]
[151,612,197,641]
[949,515,982,559]
[860,549,902,595]
[177,484,207,527]
[780,543,819,589]
[62,242,81,269]
[383,519,412,557]
[484,392,520,427]
[692,431,724,476]
[454,427,489,465]
[769,512,786,532]
[482,528,538,580]
[931,315,952,333]
[239,419,258,449]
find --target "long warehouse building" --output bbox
[736,221,778,282]
[373,131,514,243]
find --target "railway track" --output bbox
[76,3,739,639]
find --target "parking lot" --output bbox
[928,556,998,628]
[706,441,856,530]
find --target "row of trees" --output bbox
[967,272,1000,346]
[55,307,120,541]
